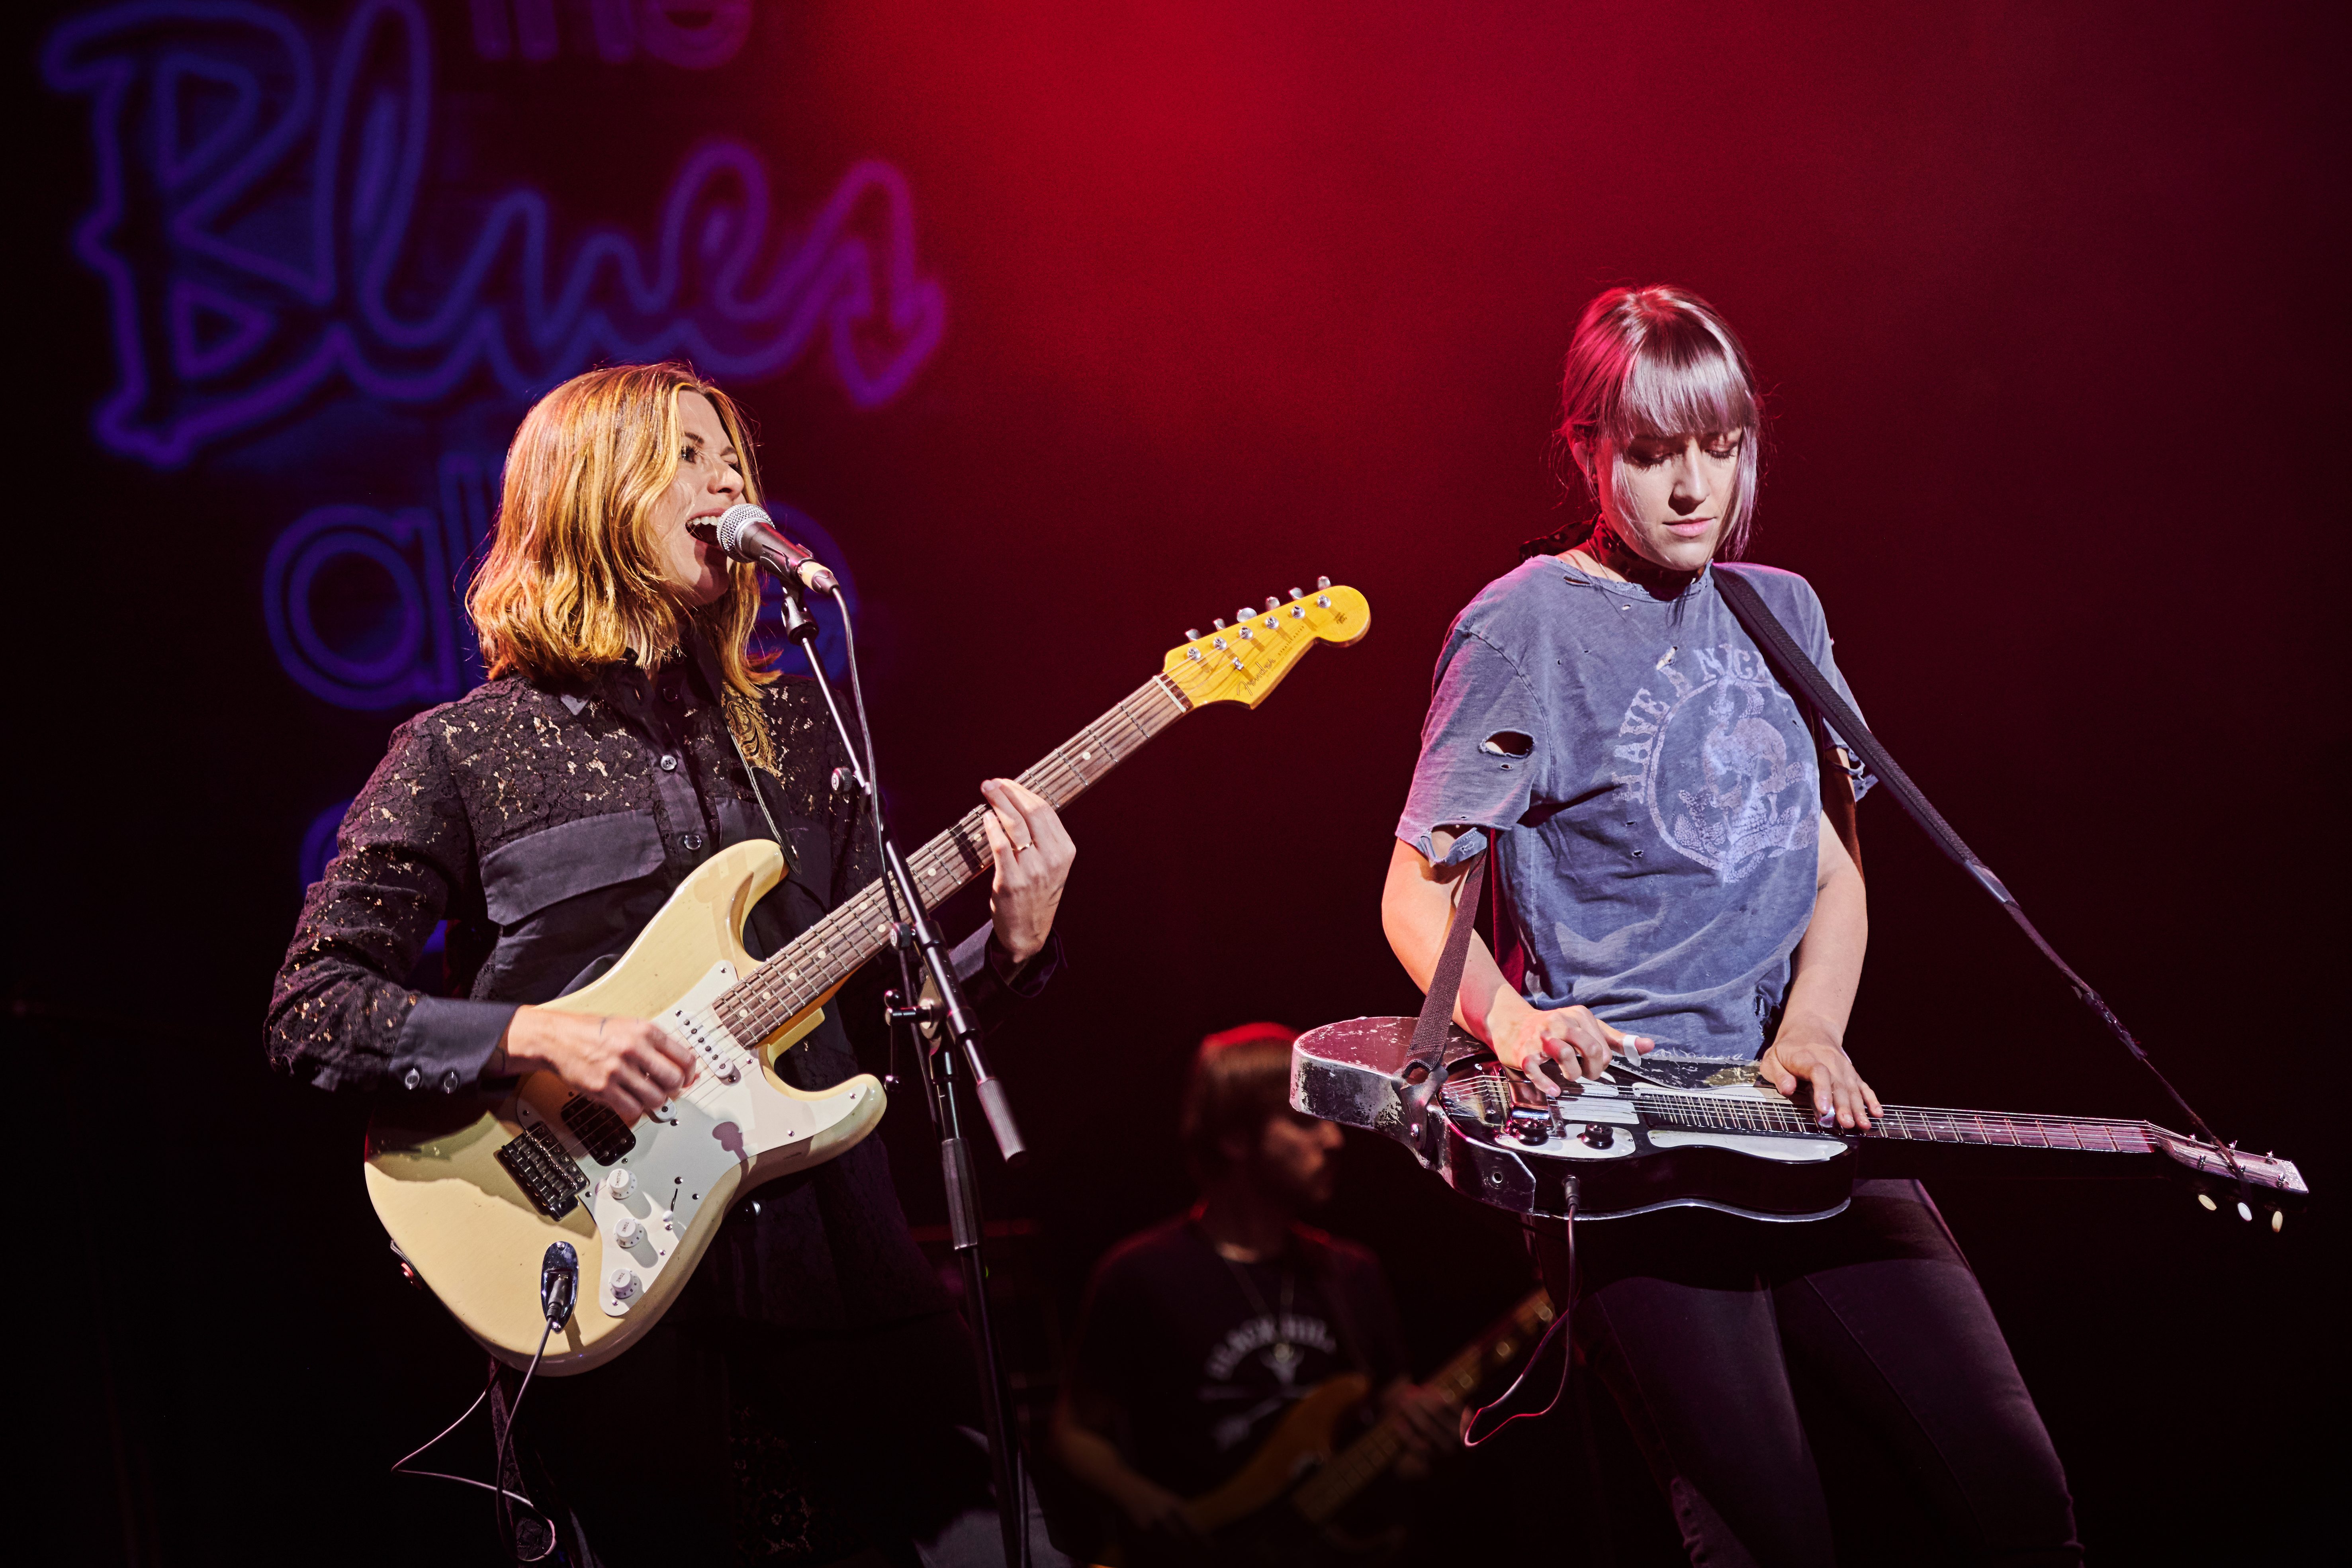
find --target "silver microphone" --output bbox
[691,503,839,593]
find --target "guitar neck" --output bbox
[1289,1291,1555,1524]
[1634,1089,2162,1155]
[713,674,1192,1041]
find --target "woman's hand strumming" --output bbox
[498,1006,701,1123]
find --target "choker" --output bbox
[1573,521,1704,599]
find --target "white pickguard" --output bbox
[518,959,873,1317]
[1646,1129,1845,1162]
[1489,1079,1845,1165]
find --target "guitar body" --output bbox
[364,841,885,1374]
[1185,1374,1371,1533]
[1294,1016,1856,1222]
[1293,1016,2309,1223]
[360,584,1377,1376]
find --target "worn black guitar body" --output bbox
[1291,1017,2309,1224]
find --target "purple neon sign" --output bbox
[45,0,932,736]
[43,0,946,468]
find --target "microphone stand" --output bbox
[770,570,1032,1568]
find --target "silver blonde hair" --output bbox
[1556,285,1765,559]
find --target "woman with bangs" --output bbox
[269,363,1076,1564]
[1383,288,2080,1564]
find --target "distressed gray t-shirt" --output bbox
[1397,556,1870,1061]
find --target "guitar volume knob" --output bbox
[609,1268,641,1300]
[614,1217,644,1248]
[1579,1124,1616,1149]
[605,1168,636,1198]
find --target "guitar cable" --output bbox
[390,1243,574,1562]
[1462,1223,1576,1449]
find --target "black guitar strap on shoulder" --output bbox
[1710,565,2249,1193]
[1398,844,1591,1447]
[1399,850,1490,1161]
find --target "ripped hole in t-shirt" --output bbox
[1478,731,1534,758]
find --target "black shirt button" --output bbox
[403,1067,422,1091]
[681,832,705,851]
[441,1069,460,1092]
[659,754,679,772]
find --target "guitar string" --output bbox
[704,633,1336,1043]
[556,640,1297,1167]
[1460,1067,2277,1165]
[1295,1298,1551,1513]
[712,719,1162,1036]
[1615,1087,2276,1163]
[631,676,1192,1111]
[708,678,1190,1041]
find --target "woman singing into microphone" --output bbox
[269,362,1076,1565]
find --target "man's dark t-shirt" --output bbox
[1066,1214,1411,1498]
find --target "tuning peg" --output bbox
[1265,596,1280,611]
[1213,618,1226,630]
[1236,607,1252,623]
[1317,575,1331,589]
[2272,1209,2284,1232]
[1289,587,1304,601]
[1185,629,1200,642]
[2196,1193,2217,1211]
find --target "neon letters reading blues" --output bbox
[43,0,930,722]
[43,0,945,464]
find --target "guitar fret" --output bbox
[709,677,1193,1035]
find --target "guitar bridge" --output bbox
[496,1123,588,1218]
[560,1096,638,1166]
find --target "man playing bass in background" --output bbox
[1050,1023,1457,1563]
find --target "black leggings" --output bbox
[1532,1181,2081,1568]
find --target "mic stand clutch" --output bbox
[769,569,1032,1568]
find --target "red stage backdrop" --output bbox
[20,2,2340,1562]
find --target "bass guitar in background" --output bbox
[1098,1289,1560,1568]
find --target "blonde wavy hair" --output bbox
[469,363,775,697]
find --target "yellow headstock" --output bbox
[1162,580,1371,709]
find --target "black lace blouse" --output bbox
[267,648,1056,1330]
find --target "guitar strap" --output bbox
[1398,850,1489,1157]
[1709,565,2243,1181]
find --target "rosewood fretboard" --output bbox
[710,674,1192,1045]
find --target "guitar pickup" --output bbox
[496,1122,588,1218]
[560,1096,638,1166]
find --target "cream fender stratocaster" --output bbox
[367,583,1372,1373]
